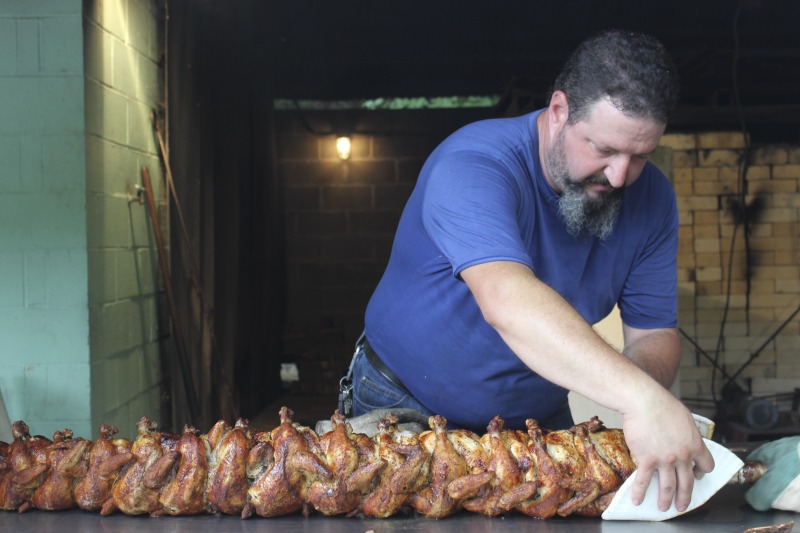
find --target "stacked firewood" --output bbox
[0,407,638,519]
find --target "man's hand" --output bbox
[622,389,715,511]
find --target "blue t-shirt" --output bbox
[364,110,678,431]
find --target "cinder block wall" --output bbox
[0,1,91,439]
[277,110,800,413]
[666,132,800,416]
[84,0,166,439]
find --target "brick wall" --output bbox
[277,110,800,413]
[666,132,800,417]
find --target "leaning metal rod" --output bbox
[150,109,238,415]
[141,165,202,426]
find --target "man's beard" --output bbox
[545,130,624,240]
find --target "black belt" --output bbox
[361,339,412,395]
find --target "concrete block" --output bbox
[40,14,82,75]
[0,20,17,74]
[694,180,736,195]
[43,363,90,420]
[85,80,128,145]
[672,150,697,167]
[91,0,130,42]
[43,135,86,192]
[276,135,321,159]
[345,161,397,185]
[0,136,21,192]
[20,136,44,192]
[772,164,800,180]
[86,193,133,248]
[0,77,83,134]
[83,22,113,85]
[127,100,158,154]
[0,252,24,307]
[698,149,742,168]
[116,350,145,405]
[90,299,133,357]
[17,18,39,75]
[87,248,116,306]
[112,37,139,94]
[697,131,747,149]
[659,133,696,150]
[677,196,718,211]
[0,192,86,249]
[135,248,158,295]
[321,185,372,211]
[745,165,771,180]
[374,183,414,210]
[751,146,789,165]
[128,0,160,58]
[692,167,719,181]
[44,248,88,307]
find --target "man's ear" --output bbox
[548,91,570,128]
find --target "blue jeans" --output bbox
[351,345,435,417]
[349,340,575,431]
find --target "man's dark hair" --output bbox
[553,30,679,124]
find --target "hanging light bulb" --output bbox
[336,135,351,161]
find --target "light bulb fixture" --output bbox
[336,135,351,161]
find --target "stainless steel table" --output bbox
[0,485,795,533]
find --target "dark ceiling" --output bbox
[264,0,800,138]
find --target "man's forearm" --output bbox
[622,326,681,389]
[461,260,659,416]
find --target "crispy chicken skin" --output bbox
[452,415,537,517]
[306,410,385,516]
[153,425,210,516]
[1,410,645,521]
[206,418,252,515]
[31,429,92,511]
[356,414,428,518]
[242,407,331,518]
[73,424,132,512]
[0,421,51,512]
[409,415,470,519]
[101,417,175,516]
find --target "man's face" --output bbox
[543,98,665,239]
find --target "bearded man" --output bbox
[343,30,715,513]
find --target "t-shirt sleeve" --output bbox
[421,150,534,276]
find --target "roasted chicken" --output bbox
[242,407,332,518]
[356,414,428,518]
[206,418,252,515]
[1,409,748,522]
[73,424,133,512]
[0,421,51,512]
[409,415,472,519]
[152,425,209,516]
[306,410,385,516]
[100,417,177,516]
[30,429,92,511]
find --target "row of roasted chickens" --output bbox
[0,406,637,519]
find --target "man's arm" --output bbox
[622,325,681,389]
[460,260,714,512]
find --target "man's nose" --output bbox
[604,155,631,188]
